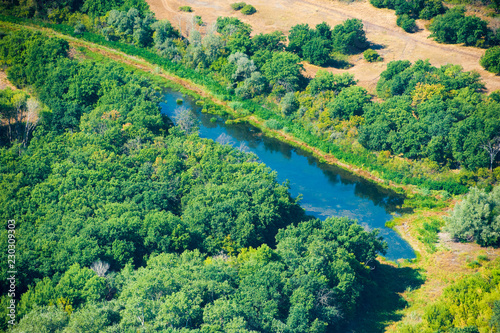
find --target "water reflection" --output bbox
[160,89,415,260]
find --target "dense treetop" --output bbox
[428,6,499,48]
[358,60,500,171]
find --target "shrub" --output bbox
[417,218,443,253]
[477,254,489,262]
[445,187,500,246]
[480,46,500,74]
[331,18,368,54]
[370,0,445,21]
[179,6,193,12]
[264,119,283,130]
[194,15,203,25]
[363,48,381,62]
[327,86,370,119]
[370,0,385,8]
[491,300,500,331]
[73,22,86,35]
[231,2,247,10]
[308,71,356,94]
[424,303,453,331]
[397,14,417,33]
[419,0,446,20]
[303,37,332,66]
[280,92,299,116]
[428,7,495,47]
[241,4,256,15]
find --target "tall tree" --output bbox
[262,52,303,92]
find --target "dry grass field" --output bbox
[146,0,500,93]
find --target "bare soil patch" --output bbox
[147,0,500,93]
[0,70,16,90]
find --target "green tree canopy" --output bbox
[480,46,500,74]
[331,19,368,54]
[308,71,356,95]
[446,186,500,246]
[262,51,304,91]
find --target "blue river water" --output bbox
[160,89,415,260]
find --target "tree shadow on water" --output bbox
[346,262,425,333]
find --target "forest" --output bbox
[0,0,499,332]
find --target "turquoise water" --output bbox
[160,90,415,260]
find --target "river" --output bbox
[160,89,415,260]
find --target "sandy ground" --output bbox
[0,70,16,90]
[146,0,500,93]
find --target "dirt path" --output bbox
[147,0,500,93]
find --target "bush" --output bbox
[303,37,332,66]
[327,85,370,119]
[363,48,381,62]
[231,2,247,10]
[425,303,453,331]
[370,0,385,8]
[397,14,417,33]
[445,187,500,246]
[241,4,257,15]
[331,18,368,54]
[419,0,446,20]
[417,218,443,253]
[308,71,356,94]
[370,0,445,21]
[491,300,500,332]
[480,46,500,74]
[428,7,495,47]
[194,15,203,25]
[73,22,86,35]
[264,119,283,130]
[280,92,299,116]
[179,6,192,12]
